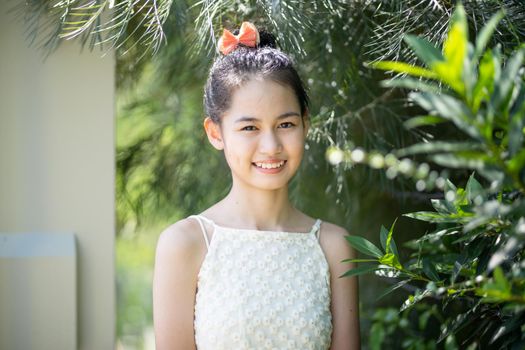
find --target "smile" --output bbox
[253,160,286,169]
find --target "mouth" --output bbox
[252,160,287,173]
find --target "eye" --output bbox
[241,125,257,131]
[279,122,296,129]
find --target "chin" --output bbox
[243,177,291,191]
[254,175,295,191]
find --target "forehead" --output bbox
[222,78,300,122]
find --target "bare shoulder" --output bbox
[155,218,206,274]
[319,221,357,268]
[319,220,350,238]
[319,220,351,247]
[155,216,207,267]
[153,217,204,283]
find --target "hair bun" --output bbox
[258,29,277,49]
[231,27,277,49]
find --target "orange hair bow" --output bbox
[218,21,260,55]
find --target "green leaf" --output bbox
[404,211,446,222]
[452,187,468,207]
[474,10,505,62]
[380,221,400,258]
[422,258,441,282]
[379,225,389,251]
[436,4,468,95]
[371,61,437,79]
[379,252,403,270]
[476,266,512,302]
[451,260,464,284]
[339,265,377,278]
[416,228,461,245]
[431,199,457,214]
[472,49,496,112]
[430,154,487,170]
[463,42,477,101]
[376,279,411,301]
[508,87,525,157]
[409,92,481,140]
[466,173,484,203]
[433,61,465,95]
[403,115,446,129]
[449,4,468,43]
[380,77,441,93]
[444,178,458,193]
[492,48,524,112]
[403,211,471,224]
[403,34,444,67]
[395,141,483,157]
[507,148,525,175]
[345,235,384,258]
[400,290,431,312]
[385,218,398,255]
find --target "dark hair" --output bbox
[203,27,309,124]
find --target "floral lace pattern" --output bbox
[190,215,333,350]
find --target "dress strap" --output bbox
[188,215,211,250]
[310,219,322,241]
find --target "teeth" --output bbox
[255,160,285,169]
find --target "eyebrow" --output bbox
[234,112,301,123]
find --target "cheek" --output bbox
[223,136,256,163]
[284,133,306,153]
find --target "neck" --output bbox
[220,180,296,231]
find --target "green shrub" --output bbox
[330,4,525,348]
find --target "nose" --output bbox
[259,130,283,155]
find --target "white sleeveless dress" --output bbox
[189,214,333,350]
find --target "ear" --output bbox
[203,116,224,150]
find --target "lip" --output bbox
[252,160,287,174]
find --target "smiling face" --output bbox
[204,77,309,191]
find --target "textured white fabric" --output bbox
[189,214,333,350]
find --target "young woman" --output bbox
[153,21,360,350]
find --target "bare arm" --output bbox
[322,224,361,350]
[153,219,201,350]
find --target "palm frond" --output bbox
[12,0,525,61]
[365,0,525,64]
[10,0,174,59]
[364,0,451,63]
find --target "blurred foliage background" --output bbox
[16,0,525,349]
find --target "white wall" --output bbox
[0,2,116,349]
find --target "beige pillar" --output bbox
[0,2,116,349]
